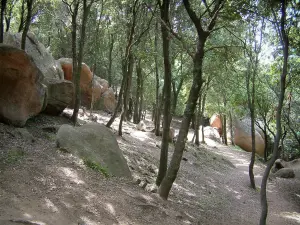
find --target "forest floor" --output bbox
[0,110,300,225]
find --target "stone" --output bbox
[4,32,64,80]
[94,88,117,112]
[274,168,295,179]
[137,121,146,131]
[43,78,74,115]
[210,114,222,136]
[56,123,132,178]
[0,44,47,127]
[59,58,104,108]
[203,126,221,142]
[234,118,265,157]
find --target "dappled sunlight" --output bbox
[173,182,197,196]
[80,216,99,225]
[58,167,85,185]
[106,202,116,216]
[85,191,97,202]
[23,213,33,219]
[44,197,59,213]
[280,212,300,223]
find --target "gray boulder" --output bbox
[274,168,295,179]
[43,79,74,115]
[4,32,64,80]
[56,123,132,178]
[204,126,221,142]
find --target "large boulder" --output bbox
[4,32,64,80]
[43,79,74,115]
[56,123,132,178]
[94,88,117,112]
[58,58,103,107]
[4,32,73,115]
[210,114,222,136]
[203,126,221,142]
[234,118,265,156]
[0,44,47,127]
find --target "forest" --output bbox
[0,0,300,225]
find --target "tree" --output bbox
[21,0,34,50]
[158,0,225,199]
[0,0,7,43]
[156,0,172,186]
[260,0,289,224]
[63,0,95,125]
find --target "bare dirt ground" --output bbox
[0,110,299,225]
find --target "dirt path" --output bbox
[0,112,299,225]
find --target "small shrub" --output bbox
[83,158,109,178]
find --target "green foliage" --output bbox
[83,158,110,178]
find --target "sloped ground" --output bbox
[0,110,299,225]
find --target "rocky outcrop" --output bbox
[4,32,73,115]
[204,126,221,142]
[94,88,116,112]
[43,79,74,115]
[274,168,295,179]
[4,32,64,80]
[210,114,222,136]
[0,44,47,127]
[56,123,132,178]
[234,118,265,156]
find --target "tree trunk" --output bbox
[201,91,207,143]
[229,111,234,145]
[71,0,94,125]
[108,34,114,87]
[158,0,223,199]
[133,59,142,124]
[70,1,79,124]
[223,114,227,145]
[18,0,25,32]
[5,0,15,32]
[260,1,288,223]
[0,0,7,43]
[119,54,134,135]
[106,76,125,127]
[154,20,161,136]
[156,0,172,187]
[194,96,201,146]
[159,37,207,199]
[21,0,33,50]
[138,74,144,121]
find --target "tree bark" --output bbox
[260,1,289,223]
[108,34,114,87]
[0,0,7,43]
[21,0,34,50]
[158,0,223,200]
[156,0,172,187]
[133,59,142,124]
[229,111,234,145]
[18,0,25,32]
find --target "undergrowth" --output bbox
[83,158,110,178]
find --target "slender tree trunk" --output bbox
[158,0,223,199]
[154,20,161,136]
[5,0,14,32]
[156,0,172,187]
[106,76,125,127]
[18,0,25,32]
[71,0,94,125]
[229,111,234,145]
[223,114,228,145]
[159,36,207,199]
[0,0,7,43]
[21,0,33,50]
[119,54,134,135]
[133,59,142,124]
[195,95,202,146]
[138,75,144,121]
[201,91,207,143]
[108,34,114,87]
[260,1,288,223]
[70,1,79,124]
